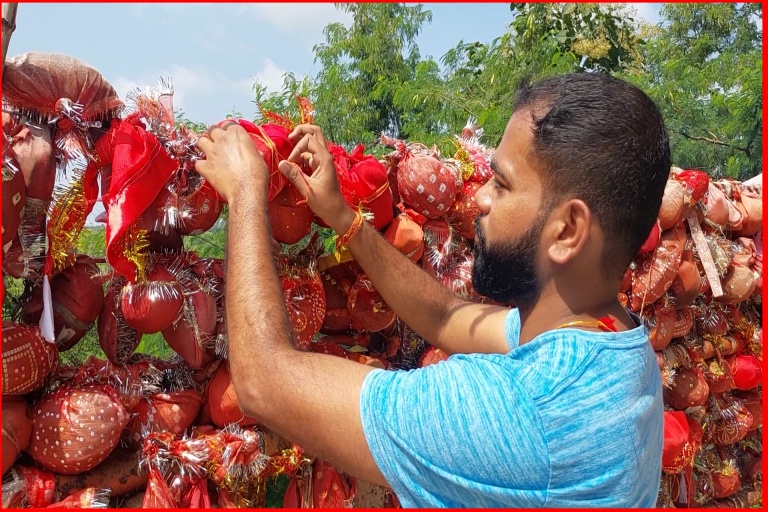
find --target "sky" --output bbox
[6,2,663,125]
[6,2,662,225]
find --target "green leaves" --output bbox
[635,3,762,178]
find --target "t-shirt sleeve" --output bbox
[359,355,549,507]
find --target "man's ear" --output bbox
[545,199,592,265]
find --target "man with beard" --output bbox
[195,72,669,507]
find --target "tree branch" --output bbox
[678,130,749,153]
[2,3,19,69]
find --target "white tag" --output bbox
[40,275,56,343]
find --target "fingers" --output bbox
[196,133,213,154]
[286,133,332,171]
[288,124,326,147]
[198,120,243,155]
[278,160,311,200]
[194,158,211,178]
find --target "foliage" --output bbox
[311,2,435,148]
[629,3,762,179]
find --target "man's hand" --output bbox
[278,124,354,234]
[195,121,269,203]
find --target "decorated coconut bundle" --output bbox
[2,56,761,509]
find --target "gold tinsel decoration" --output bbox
[452,139,476,181]
[122,225,151,283]
[46,174,88,274]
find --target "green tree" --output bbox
[439,3,647,146]
[632,3,762,179]
[311,2,435,147]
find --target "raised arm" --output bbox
[278,125,510,356]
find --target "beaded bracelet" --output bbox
[335,210,364,251]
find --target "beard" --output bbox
[472,213,546,310]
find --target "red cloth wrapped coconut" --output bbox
[127,390,203,448]
[348,275,396,332]
[710,457,741,499]
[733,180,761,237]
[2,52,123,121]
[2,157,25,248]
[97,284,141,365]
[658,177,689,230]
[728,354,762,390]
[644,304,676,351]
[143,468,177,508]
[438,251,476,300]
[2,111,56,201]
[328,143,394,231]
[311,459,356,508]
[161,283,217,369]
[348,144,394,230]
[227,119,292,202]
[661,411,698,474]
[2,322,58,395]
[703,357,734,395]
[637,220,661,255]
[674,168,709,202]
[397,152,459,219]
[318,258,359,334]
[629,225,686,311]
[664,366,709,410]
[448,181,483,240]
[2,396,33,474]
[268,183,314,245]
[27,384,129,474]
[281,267,326,349]
[22,256,105,351]
[205,361,259,428]
[120,264,184,333]
[706,398,753,446]
[46,488,109,508]
[178,180,223,236]
[384,208,426,262]
[733,390,762,431]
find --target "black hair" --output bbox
[513,72,671,276]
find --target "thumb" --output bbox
[278,160,311,200]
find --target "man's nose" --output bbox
[474,183,492,215]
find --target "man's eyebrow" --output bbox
[490,155,508,182]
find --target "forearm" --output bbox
[225,191,295,411]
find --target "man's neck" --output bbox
[517,287,634,345]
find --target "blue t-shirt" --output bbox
[360,309,663,507]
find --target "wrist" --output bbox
[328,206,357,236]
